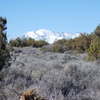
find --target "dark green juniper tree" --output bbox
[0,17,7,49]
[0,17,9,70]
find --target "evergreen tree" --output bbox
[95,25,100,37]
[0,17,9,70]
[0,17,7,50]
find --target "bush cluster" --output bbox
[9,38,48,48]
[9,38,35,47]
[51,33,92,53]
[51,26,100,60]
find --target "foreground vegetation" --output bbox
[0,47,100,100]
[0,17,100,100]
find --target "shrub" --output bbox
[39,61,100,100]
[26,38,35,46]
[51,44,65,53]
[64,33,91,53]
[87,25,100,60]
[73,33,91,52]
[9,37,34,47]
[88,36,100,60]
[9,38,48,48]
[51,33,92,53]
[33,40,48,48]
[0,49,10,69]
[9,37,22,47]
[51,39,71,53]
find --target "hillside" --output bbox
[0,47,100,100]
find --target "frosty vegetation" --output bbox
[0,47,100,100]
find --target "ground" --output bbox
[0,47,100,100]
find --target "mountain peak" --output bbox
[25,29,80,44]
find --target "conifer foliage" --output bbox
[0,17,9,70]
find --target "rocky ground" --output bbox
[0,47,100,100]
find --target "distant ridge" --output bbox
[25,29,80,43]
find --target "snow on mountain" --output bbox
[25,29,80,44]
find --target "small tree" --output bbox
[88,37,100,60]
[0,17,7,50]
[0,17,9,70]
[95,25,100,37]
[87,25,100,60]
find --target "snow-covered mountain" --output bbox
[25,29,80,44]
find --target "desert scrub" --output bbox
[32,70,43,79]
[33,40,48,48]
[51,44,65,53]
[32,69,47,80]
[9,37,35,47]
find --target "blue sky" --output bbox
[0,0,100,39]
